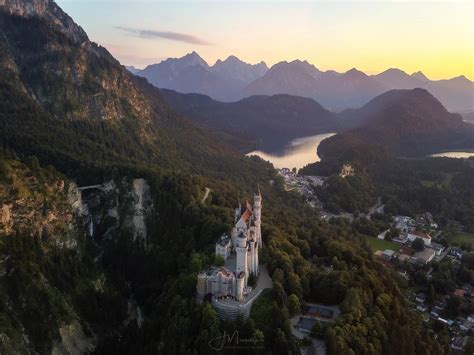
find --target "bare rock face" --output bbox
[0,0,49,17]
[0,160,76,242]
[0,203,12,234]
[76,179,154,244]
[130,178,153,242]
[0,0,152,124]
[52,321,95,355]
[0,0,89,43]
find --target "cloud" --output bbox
[116,26,211,45]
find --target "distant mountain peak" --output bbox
[411,71,429,82]
[344,68,367,79]
[181,51,209,66]
[346,68,363,73]
[224,55,240,62]
[126,65,142,75]
[213,55,267,70]
[382,68,404,73]
[272,59,319,72]
[452,75,471,83]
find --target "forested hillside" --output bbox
[162,89,340,152]
[318,89,474,159]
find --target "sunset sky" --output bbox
[57,0,474,80]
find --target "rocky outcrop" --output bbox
[73,178,153,243]
[52,321,95,355]
[0,203,12,234]
[0,0,89,43]
[130,178,153,242]
[0,1,152,125]
[0,160,76,242]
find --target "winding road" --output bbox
[201,187,211,204]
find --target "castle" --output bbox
[197,191,262,308]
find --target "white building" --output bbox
[412,248,436,264]
[407,230,432,246]
[394,215,415,233]
[197,191,262,305]
[428,242,445,256]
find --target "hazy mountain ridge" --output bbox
[134,52,474,111]
[373,69,474,112]
[137,51,269,101]
[212,55,268,84]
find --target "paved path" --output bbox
[201,187,211,204]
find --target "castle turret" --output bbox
[254,242,259,275]
[235,232,248,280]
[253,191,261,221]
[253,191,262,247]
[248,243,254,276]
[247,240,259,276]
[236,272,245,302]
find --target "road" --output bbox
[201,187,211,204]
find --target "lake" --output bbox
[429,151,474,159]
[247,133,336,169]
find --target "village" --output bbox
[278,166,474,353]
[372,213,474,353]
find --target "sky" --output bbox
[57,0,474,80]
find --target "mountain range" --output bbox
[137,52,268,101]
[134,52,474,112]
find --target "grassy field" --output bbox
[364,236,401,252]
[452,233,474,248]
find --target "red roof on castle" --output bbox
[241,209,252,224]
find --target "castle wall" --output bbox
[212,288,264,321]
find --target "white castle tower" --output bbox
[248,241,259,275]
[235,232,248,282]
[253,189,262,247]
[236,272,245,302]
[197,190,263,315]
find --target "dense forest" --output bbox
[302,154,474,232]
[0,150,445,354]
[318,89,474,159]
